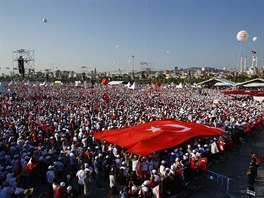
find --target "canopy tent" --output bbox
[176,82,184,89]
[108,81,124,85]
[197,78,237,88]
[92,119,224,156]
[242,82,264,88]
[53,81,63,87]
[129,82,137,90]
[124,82,131,87]
[214,82,234,87]
[236,78,264,88]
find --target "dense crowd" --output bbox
[0,83,263,198]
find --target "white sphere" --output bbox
[201,67,205,71]
[166,50,170,54]
[116,44,119,49]
[252,36,258,42]
[43,18,47,23]
[236,30,249,42]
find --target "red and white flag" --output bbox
[152,185,160,198]
[92,120,224,156]
[217,136,225,151]
[198,157,208,171]
[23,158,38,175]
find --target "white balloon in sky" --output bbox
[114,61,116,65]
[236,30,249,42]
[116,44,119,49]
[43,18,47,23]
[166,50,170,54]
[252,36,258,42]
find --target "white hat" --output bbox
[67,186,72,191]
[85,168,90,172]
[152,169,157,174]
[165,168,170,172]
[48,165,54,170]
[142,180,150,186]
[161,160,166,165]
[60,182,66,187]
[131,185,137,192]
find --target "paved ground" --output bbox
[31,127,264,198]
[189,127,264,198]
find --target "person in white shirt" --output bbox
[76,165,85,196]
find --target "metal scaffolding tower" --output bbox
[12,49,35,77]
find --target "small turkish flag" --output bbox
[217,136,225,151]
[198,157,208,171]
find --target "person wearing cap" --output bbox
[55,182,66,198]
[83,168,94,198]
[159,160,166,176]
[108,169,118,198]
[103,155,112,183]
[93,155,103,187]
[46,165,55,198]
[66,185,76,198]
[76,164,85,196]
[138,180,153,198]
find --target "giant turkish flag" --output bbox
[92,120,224,156]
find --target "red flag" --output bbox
[152,185,160,198]
[217,136,225,151]
[102,93,110,103]
[190,157,197,170]
[198,157,208,171]
[23,158,38,175]
[92,120,224,156]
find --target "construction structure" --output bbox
[12,49,35,77]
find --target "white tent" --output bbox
[75,81,82,87]
[129,82,137,90]
[108,81,124,85]
[125,82,131,87]
[176,82,184,89]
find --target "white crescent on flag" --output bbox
[162,124,191,132]
[147,124,191,133]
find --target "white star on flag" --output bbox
[147,126,162,133]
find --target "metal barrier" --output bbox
[202,170,264,197]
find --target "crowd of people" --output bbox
[0,82,263,198]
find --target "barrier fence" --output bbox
[202,170,264,197]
